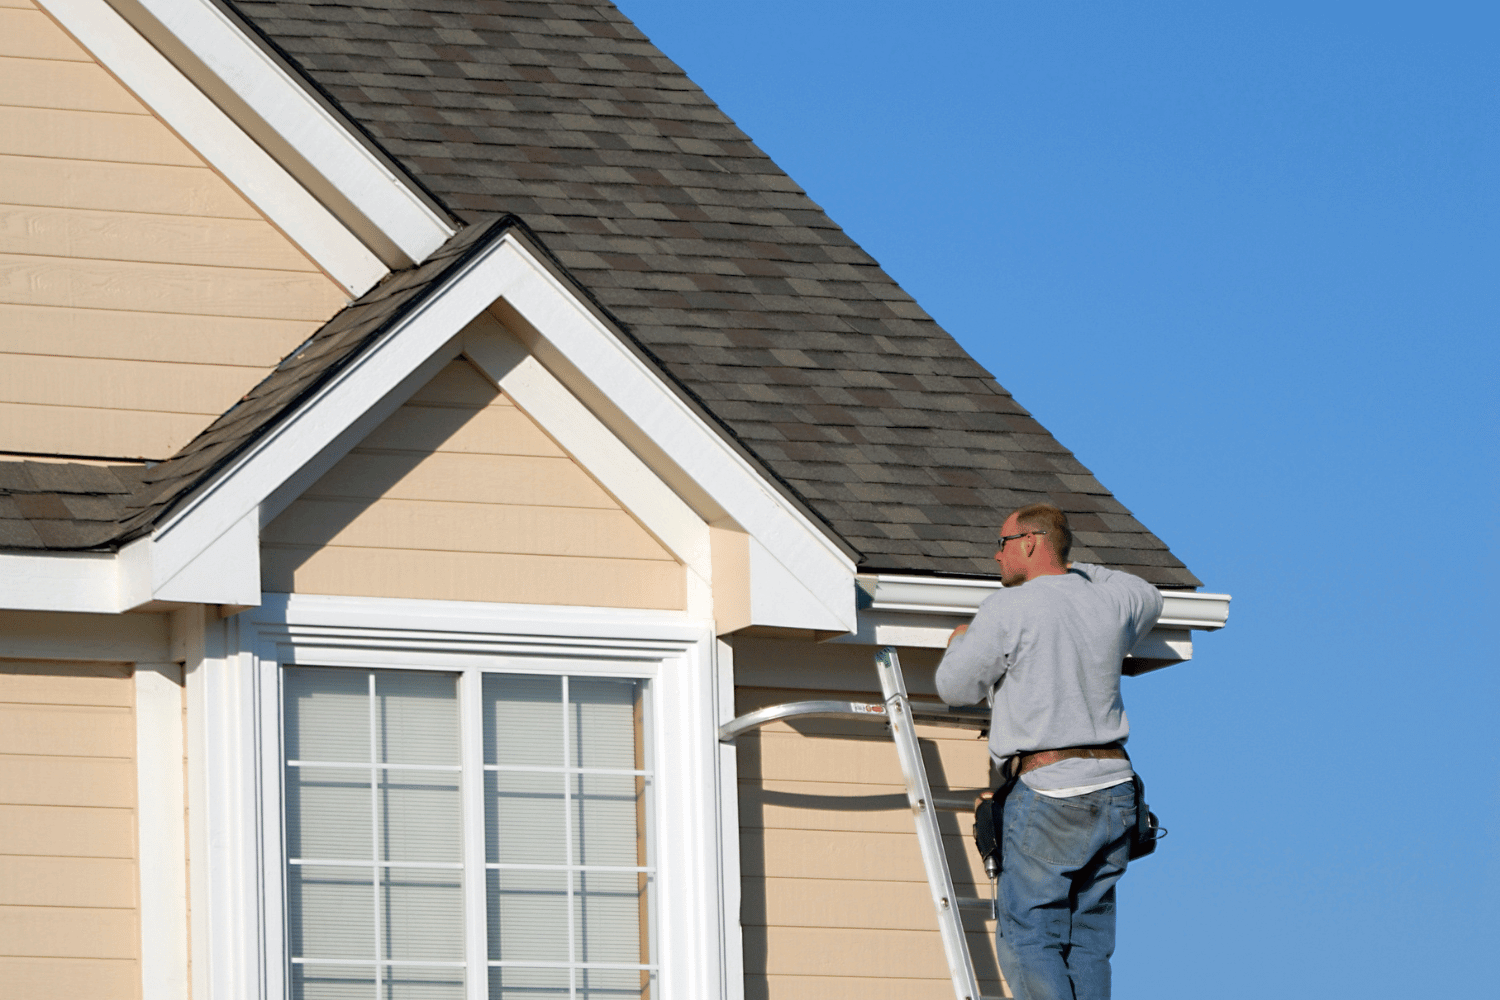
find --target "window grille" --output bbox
[283,666,654,1000]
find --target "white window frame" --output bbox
[186,593,738,1000]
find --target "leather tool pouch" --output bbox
[972,769,1020,877]
[1128,773,1166,860]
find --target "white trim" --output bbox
[146,235,514,599]
[7,231,853,631]
[0,551,117,613]
[106,0,454,267]
[713,638,745,1000]
[185,594,733,1000]
[488,239,857,632]
[135,662,191,1000]
[37,0,386,295]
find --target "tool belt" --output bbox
[1010,741,1128,777]
[971,742,1166,877]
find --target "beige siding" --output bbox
[732,638,1008,1000]
[0,659,138,999]
[0,0,348,460]
[263,358,686,609]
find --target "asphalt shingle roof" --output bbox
[0,0,1200,588]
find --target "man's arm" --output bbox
[934,599,1008,706]
[1071,561,1165,644]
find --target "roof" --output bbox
[0,0,1200,587]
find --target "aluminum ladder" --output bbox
[719,646,1002,1000]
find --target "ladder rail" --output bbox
[874,646,985,1000]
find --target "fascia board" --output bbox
[38,0,387,295]
[867,573,1232,631]
[0,550,119,613]
[484,239,858,633]
[104,0,454,267]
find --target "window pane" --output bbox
[381,867,464,962]
[288,767,372,861]
[484,675,562,768]
[286,667,370,763]
[376,672,459,766]
[486,770,566,865]
[571,772,647,867]
[577,967,651,1000]
[489,967,569,1000]
[385,967,464,1000]
[289,864,374,960]
[567,678,643,771]
[293,963,376,1000]
[574,870,649,965]
[487,869,568,962]
[380,769,461,864]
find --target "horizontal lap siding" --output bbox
[733,638,1008,999]
[264,359,685,609]
[0,659,138,999]
[0,1,346,460]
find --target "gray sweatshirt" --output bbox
[935,563,1164,791]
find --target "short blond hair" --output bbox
[1011,503,1072,562]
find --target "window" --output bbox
[282,665,655,1000]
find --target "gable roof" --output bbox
[1,0,1200,588]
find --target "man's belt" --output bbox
[1011,742,1128,777]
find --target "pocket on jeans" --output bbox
[1017,793,1104,868]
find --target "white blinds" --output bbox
[484,674,652,1000]
[284,667,652,1000]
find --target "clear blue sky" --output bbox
[615,3,1498,996]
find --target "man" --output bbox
[935,503,1163,1000]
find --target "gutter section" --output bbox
[835,574,1230,666]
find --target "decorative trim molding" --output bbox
[183,595,734,1000]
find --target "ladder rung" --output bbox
[932,791,989,811]
[906,700,991,730]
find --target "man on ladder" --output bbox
[936,503,1164,1000]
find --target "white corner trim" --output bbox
[867,573,1232,631]
[135,662,190,1000]
[37,0,387,295]
[488,238,858,633]
[108,0,454,268]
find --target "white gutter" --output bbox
[867,574,1230,631]
[829,573,1229,663]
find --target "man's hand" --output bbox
[947,623,969,647]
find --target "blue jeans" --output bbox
[994,780,1136,1000]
